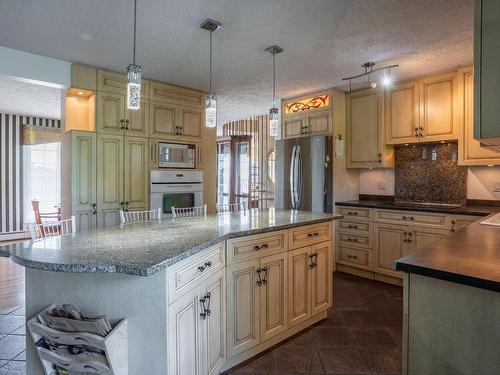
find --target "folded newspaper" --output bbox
[38,304,112,337]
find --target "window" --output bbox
[23,142,61,224]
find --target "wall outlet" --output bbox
[377,182,386,191]
[494,182,500,192]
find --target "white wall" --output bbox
[359,166,500,200]
[0,46,71,88]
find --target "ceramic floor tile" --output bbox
[275,344,325,374]
[359,346,401,374]
[10,306,25,316]
[318,347,371,374]
[0,335,25,360]
[350,327,395,347]
[13,351,26,361]
[0,315,25,334]
[0,360,7,368]
[11,326,25,335]
[0,360,26,375]
[0,306,19,315]
[312,327,354,347]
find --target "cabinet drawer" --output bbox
[167,243,225,303]
[337,220,371,235]
[337,206,372,221]
[288,222,332,250]
[337,232,372,249]
[227,230,287,264]
[375,209,447,229]
[337,246,372,271]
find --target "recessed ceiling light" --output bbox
[78,91,83,96]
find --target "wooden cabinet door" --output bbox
[125,99,149,137]
[226,259,260,357]
[373,223,407,278]
[259,252,287,341]
[287,246,312,327]
[167,285,202,375]
[346,89,392,168]
[96,134,123,227]
[283,116,305,139]
[179,106,202,139]
[96,92,125,135]
[71,132,97,231]
[149,101,176,138]
[311,241,332,316]
[458,67,500,165]
[199,271,225,375]
[409,228,448,255]
[124,136,148,211]
[149,138,159,168]
[386,81,420,144]
[306,110,330,135]
[419,72,458,142]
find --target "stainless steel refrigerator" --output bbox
[275,135,333,213]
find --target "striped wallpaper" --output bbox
[0,113,61,233]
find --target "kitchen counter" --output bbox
[0,209,339,276]
[335,199,497,216]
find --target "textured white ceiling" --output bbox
[0,76,61,119]
[0,0,473,125]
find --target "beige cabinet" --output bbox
[386,80,420,144]
[126,99,149,137]
[410,228,448,255]
[149,101,203,140]
[70,132,97,231]
[179,106,203,139]
[97,69,149,98]
[373,223,409,278]
[124,136,149,211]
[282,116,305,138]
[346,88,393,168]
[288,241,331,327]
[168,270,225,375]
[449,215,483,232]
[458,67,500,165]
[149,101,176,138]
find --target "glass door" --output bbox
[217,142,231,205]
[235,140,251,206]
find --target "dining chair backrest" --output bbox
[216,201,248,213]
[120,208,162,224]
[28,216,76,240]
[171,204,207,219]
[31,199,61,225]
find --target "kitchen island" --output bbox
[0,209,340,374]
[395,216,500,375]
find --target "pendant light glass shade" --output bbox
[127,0,141,110]
[269,107,279,137]
[205,93,217,128]
[265,45,283,137]
[127,64,141,110]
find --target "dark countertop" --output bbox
[0,209,340,277]
[395,218,500,293]
[335,200,497,216]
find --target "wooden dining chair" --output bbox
[120,208,162,224]
[171,204,207,219]
[31,200,61,224]
[28,216,76,240]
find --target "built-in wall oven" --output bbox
[150,170,203,217]
[158,142,196,169]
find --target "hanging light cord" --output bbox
[209,29,213,95]
[272,51,276,108]
[133,0,137,65]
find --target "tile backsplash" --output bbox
[395,142,467,204]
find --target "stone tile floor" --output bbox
[0,305,26,375]
[0,272,402,375]
[224,272,403,375]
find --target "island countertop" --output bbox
[0,209,340,276]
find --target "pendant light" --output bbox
[126,0,141,110]
[265,45,283,137]
[201,19,222,128]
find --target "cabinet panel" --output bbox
[450,215,482,232]
[374,209,447,229]
[386,81,420,144]
[289,222,332,250]
[287,247,312,327]
[337,232,371,249]
[337,220,371,236]
[149,80,203,106]
[337,246,372,271]
[374,224,407,278]
[97,70,149,98]
[96,134,123,228]
[126,99,149,136]
[96,92,125,135]
[226,259,260,357]
[420,72,457,141]
[149,101,175,138]
[260,252,287,341]
[307,110,330,135]
[311,241,331,315]
[124,136,148,211]
[282,116,305,139]
[409,228,448,256]
[227,230,287,265]
[180,106,202,139]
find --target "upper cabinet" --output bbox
[97,70,149,98]
[346,88,393,168]
[458,66,500,165]
[281,91,332,139]
[385,72,458,144]
[474,0,500,149]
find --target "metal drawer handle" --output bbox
[308,253,318,268]
[347,237,358,242]
[253,243,270,251]
[347,254,358,260]
[307,232,320,238]
[197,261,212,272]
[347,224,358,229]
[199,292,211,320]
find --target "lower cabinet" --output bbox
[168,270,225,375]
[226,252,288,357]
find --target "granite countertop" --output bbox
[335,200,498,216]
[0,209,340,277]
[395,217,500,293]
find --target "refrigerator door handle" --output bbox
[290,145,303,209]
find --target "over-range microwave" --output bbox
[158,142,196,169]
